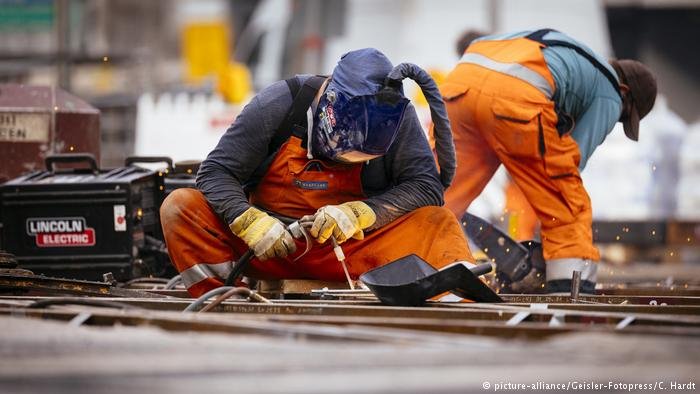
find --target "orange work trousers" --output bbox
[441,64,599,262]
[161,188,473,296]
[504,178,538,240]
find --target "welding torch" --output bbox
[224,214,355,289]
[289,217,355,290]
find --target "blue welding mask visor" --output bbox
[313,89,409,163]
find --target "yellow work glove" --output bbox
[310,201,376,244]
[230,207,296,260]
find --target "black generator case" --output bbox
[0,154,166,281]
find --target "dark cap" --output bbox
[610,59,657,141]
[329,48,393,97]
[455,29,489,57]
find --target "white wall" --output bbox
[323,0,616,220]
[498,0,612,56]
[324,0,610,73]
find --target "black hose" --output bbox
[224,249,255,287]
[387,63,456,188]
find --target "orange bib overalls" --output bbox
[441,36,600,263]
[161,132,472,296]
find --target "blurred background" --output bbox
[1,0,699,263]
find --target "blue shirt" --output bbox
[475,30,623,170]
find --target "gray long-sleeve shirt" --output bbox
[196,75,444,230]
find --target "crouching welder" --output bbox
[160,48,473,296]
[440,29,657,293]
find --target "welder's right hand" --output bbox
[230,207,296,261]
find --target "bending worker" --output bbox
[441,29,657,293]
[160,48,472,296]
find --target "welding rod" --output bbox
[331,236,355,290]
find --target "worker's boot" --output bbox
[545,258,597,294]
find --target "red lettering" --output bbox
[36,229,95,247]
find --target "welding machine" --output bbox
[0,153,169,281]
[124,156,198,196]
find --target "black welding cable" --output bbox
[223,249,255,287]
[28,298,137,310]
[386,63,456,189]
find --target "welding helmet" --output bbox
[312,49,409,163]
[313,84,409,162]
[312,48,457,188]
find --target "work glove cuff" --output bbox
[341,201,376,230]
[230,207,296,260]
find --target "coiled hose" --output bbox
[386,63,456,189]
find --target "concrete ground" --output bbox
[0,313,697,394]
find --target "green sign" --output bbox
[0,0,54,30]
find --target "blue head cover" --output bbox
[327,48,393,97]
[312,48,409,162]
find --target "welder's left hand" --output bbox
[310,201,376,244]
